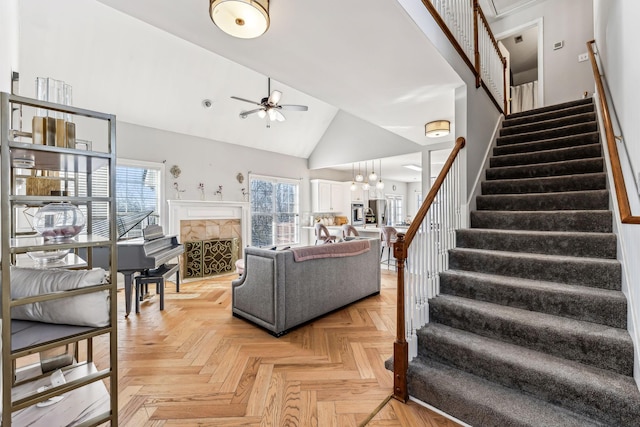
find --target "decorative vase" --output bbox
[33,202,85,240]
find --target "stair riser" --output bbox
[476,191,610,211]
[507,98,594,120]
[490,144,601,168]
[469,211,613,233]
[486,158,604,180]
[448,249,621,289]
[418,327,635,424]
[455,229,617,258]
[497,122,598,146]
[429,298,633,375]
[481,174,606,195]
[500,113,596,137]
[493,133,600,156]
[503,104,595,128]
[439,272,626,327]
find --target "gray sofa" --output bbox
[231,238,381,336]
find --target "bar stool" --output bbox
[134,264,180,313]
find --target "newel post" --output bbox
[393,233,408,402]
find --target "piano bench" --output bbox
[134,263,180,313]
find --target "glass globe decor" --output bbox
[27,248,70,264]
[33,202,85,240]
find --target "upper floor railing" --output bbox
[424,0,507,113]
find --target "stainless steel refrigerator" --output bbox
[368,199,387,226]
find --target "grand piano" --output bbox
[92,215,184,316]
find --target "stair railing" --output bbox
[587,40,640,224]
[393,137,466,402]
[422,0,507,113]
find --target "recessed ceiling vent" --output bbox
[514,35,523,43]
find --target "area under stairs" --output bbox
[407,98,640,426]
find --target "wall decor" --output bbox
[170,165,181,179]
[236,173,244,184]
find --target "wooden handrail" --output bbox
[392,136,466,402]
[587,40,640,224]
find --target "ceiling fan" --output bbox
[231,78,308,127]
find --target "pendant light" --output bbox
[376,159,385,189]
[350,164,357,191]
[355,162,364,182]
[362,163,370,191]
[369,160,377,182]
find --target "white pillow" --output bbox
[9,267,110,327]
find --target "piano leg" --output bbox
[123,271,135,317]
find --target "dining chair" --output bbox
[314,222,337,244]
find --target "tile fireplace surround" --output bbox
[167,200,251,276]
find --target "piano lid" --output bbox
[92,210,154,240]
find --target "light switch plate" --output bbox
[578,53,589,62]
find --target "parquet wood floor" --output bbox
[94,269,460,426]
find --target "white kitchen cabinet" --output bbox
[311,179,345,213]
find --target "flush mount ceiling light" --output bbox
[425,120,450,138]
[403,164,422,172]
[209,0,270,39]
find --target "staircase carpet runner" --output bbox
[406,97,640,426]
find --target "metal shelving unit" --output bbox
[0,92,118,426]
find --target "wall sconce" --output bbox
[425,120,450,138]
[209,0,270,39]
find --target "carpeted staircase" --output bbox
[406,98,640,426]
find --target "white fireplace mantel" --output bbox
[167,200,250,248]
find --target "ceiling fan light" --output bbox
[269,90,282,105]
[425,120,450,138]
[209,0,270,39]
[257,109,267,118]
[267,108,277,120]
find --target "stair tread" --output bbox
[488,157,604,174]
[506,98,593,119]
[458,227,614,239]
[432,294,631,343]
[408,357,607,427]
[440,269,626,327]
[419,324,640,424]
[494,131,599,155]
[484,172,606,185]
[503,104,594,127]
[496,122,598,145]
[500,112,596,136]
[450,246,620,265]
[491,143,601,163]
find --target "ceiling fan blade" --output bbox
[273,109,286,122]
[239,108,264,118]
[231,96,261,105]
[279,104,308,111]
[268,90,282,105]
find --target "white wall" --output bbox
[0,0,19,92]
[489,0,594,106]
[513,68,538,86]
[593,0,640,388]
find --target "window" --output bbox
[386,195,404,226]
[75,159,164,239]
[250,174,299,247]
[114,160,164,238]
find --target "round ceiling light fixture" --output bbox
[425,120,450,138]
[209,0,270,39]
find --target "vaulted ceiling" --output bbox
[85,0,463,180]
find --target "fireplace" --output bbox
[167,200,250,279]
